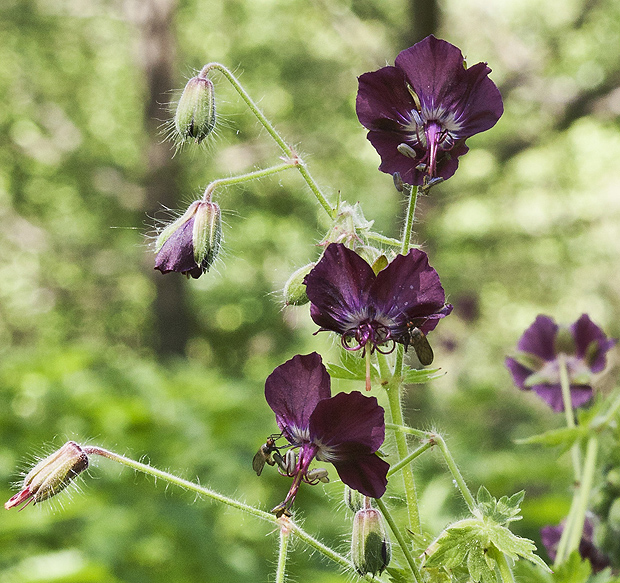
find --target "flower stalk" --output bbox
[199,63,335,219]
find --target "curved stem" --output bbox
[202,162,296,201]
[200,63,335,219]
[375,497,422,583]
[83,446,373,578]
[386,424,476,513]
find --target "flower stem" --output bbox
[387,441,433,477]
[496,551,516,583]
[386,424,476,513]
[383,378,421,534]
[400,184,419,255]
[83,446,372,578]
[375,497,422,583]
[202,162,296,201]
[558,353,582,483]
[275,519,291,583]
[366,232,406,248]
[200,63,335,219]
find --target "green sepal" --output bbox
[402,365,444,384]
[155,203,199,252]
[192,202,221,270]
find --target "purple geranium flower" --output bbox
[506,314,616,412]
[265,353,388,515]
[304,243,452,358]
[541,516,610,573]
[356,35,503,185]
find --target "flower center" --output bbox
[341,320,395,355]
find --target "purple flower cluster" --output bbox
[356,35,503,185]
[506,314,616,411]
[264,353,388,515]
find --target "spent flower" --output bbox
[154,200,222,279]
[356,35,503,185]
[5,441,89,510]
[506,314,616,412]
[264,353,388,516]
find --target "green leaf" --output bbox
[552,551,591,583]
[402,366,444,384]
[515,427,582,451]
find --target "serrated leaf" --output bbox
[515,427,582,451]
[385,565,410,583]
[402,366,443,384]
[552,551,591,583]
[325,364,365,381]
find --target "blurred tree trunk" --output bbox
[127,0,191,356]
[405,0,439,46]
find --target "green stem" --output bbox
[200,63,335,219]
[594,389,620,429]
[275,521,291,583]
[387,442,433,477]
[496,552,516,583]
[566,436,598,556]
[553,490,580,568]
[83,447,371,578]
[383,378,421,534]
[375,498,422,583]
[558,353,582,483]
[202,162,296,201]
[386,424,476,513]
[400,184,419,255]
[366,232,405,248]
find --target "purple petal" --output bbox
[304,244,376,334]
[505,357,531,390]
[154,218,198,275]
[394,36,503,135]
[265,353,331,443]
[309,391,385,452]
[571,314,617,373]
[356,67,413,132]
[531,383,593,412]
[333,451,389,498]
[517,315,559,362]
[365,131,429,185]
[370,249,451,336]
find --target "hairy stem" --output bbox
[202,162,296,201]
[275,519,291,583]
[558,353,582,483]
[83,446,374,579]
[375,497,422,583]
[400,183,419,255]
[200,63,335,219]
[496,551,516,583]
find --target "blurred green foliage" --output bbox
[1,0,620,581]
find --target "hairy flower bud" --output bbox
[174,75,216,144]
[343,486,366,513]
[351,507,391,576]
[283,263,315,306]
[5,441,89,510]
[155,200,222,279]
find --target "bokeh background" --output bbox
[1,0,620,581]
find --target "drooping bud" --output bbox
[283,263,315,306]
[154,200,222,279]
[174,75,216,145]
[351,507,391,576]
[5,441,89,510]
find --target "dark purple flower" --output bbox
[303,243,452,357]
[154,200,221,279]
[506,314,616,412]
[541,516,611,573]
[356,35,503,185]
[265,353,388,515]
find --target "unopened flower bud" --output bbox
[174,75,216,144]
[155,200,222,279]
[283,263,315,306]
[5,441,89,510]
[351,507,391,576]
